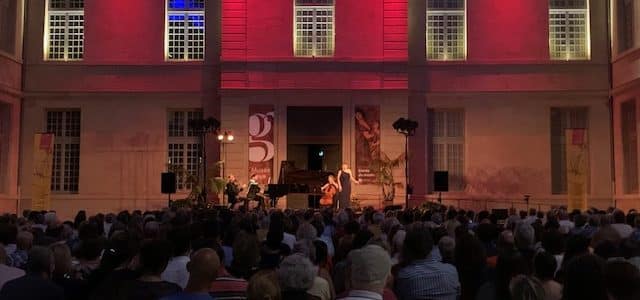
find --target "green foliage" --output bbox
[369,152,405,202]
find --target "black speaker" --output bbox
[161,173,177,194]
[433,171,449,192]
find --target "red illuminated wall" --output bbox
[221,0,408,89]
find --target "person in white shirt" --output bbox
[338,244,391,300]
[161,228,191,289]
[0,246,24,291]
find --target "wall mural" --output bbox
[355,105,380,184]
[248,105,275,184]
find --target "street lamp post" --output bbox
[188,117,220,205]
[393,117,418,209]
[217,131,235,179]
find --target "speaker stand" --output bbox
[437,192,442,204]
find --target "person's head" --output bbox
[296,222,317,241]
[438,236,456,264]
[509,275,545,300]
[74,210,87,228]
[402,223,433,263]
[613,210,626,224]
[496,251,531,300]
[604,260,640,300]
[349,244,391,294]
[50,243,72,277]
[186,248,221,287]
[231,231,260,279]
[168,226,191,257]
[16,230,34,251]
[563,254,608,300]
[514,223,535,251]
[228,174,236,182]
[541,229,565,255]
[26,246,54,278]
[0,223,17,246]
[250,174,258,181]
[341,163,348,171]
[138,239,173,276]
[455,233,486,273]
[277,253,316,292]
[533,251,557,281]
[248,270,281,300]
[498,230,515,254]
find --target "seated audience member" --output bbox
[0,246,24,291]
[0,246,64,300]
[604,260,640,300]
[210,231,255,300]
[338,244,392,300]
[562,254,608,300]
[162,227,192,289]
[438,236,455,265]
[161,248,220,300]
[533,251,561,300]
[247,270,281,300]
[455,234,487,300]
[88,231,141,300]
[277,254,316,300]
[9,230,33,269]
[508,275,545,300]
[394,223,460,300]
[50,243,88,300]
[476,250,530,300]
[120,239,181,300]
[611,210,634,239]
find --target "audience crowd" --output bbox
[1,204,640,300]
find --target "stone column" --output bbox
[407,0,428,207]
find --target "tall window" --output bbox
[45,0,84,61]
[168,110,203,190]
[294,0,334,57]
[427,0,466,61]
[167,0,205,61]
[46,110,81,193]
[430,110,465,191]
[550,107,589,194]
[549,0,590,60]
[622,100,638,194]
[0,0,18,55]
[618,0,635,53]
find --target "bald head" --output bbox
[187,248,221,283]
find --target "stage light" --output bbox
[318,150,324,157]
[393,118,419,136]
[227,133,234,141]
[217,134,224,141]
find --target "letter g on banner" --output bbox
[249,111,275,162]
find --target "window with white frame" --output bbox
[294,0,334,57]
[167,0,205,61]
[45,0,84,61]
[0,0,18,55]
[46,110,81,193]
[622,100,638,194]
[429,109,465,191]
[549,0,590,60]
[427,0,466,61]
[168,110,203,190]
[550,107,589,194]
[618,0,635,53]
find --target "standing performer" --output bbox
[337,163,359,209]
[225,174,242,208]
[320,175,339,209]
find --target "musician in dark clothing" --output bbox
[225,175,242,209]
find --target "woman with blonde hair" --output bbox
[248,270,281,300]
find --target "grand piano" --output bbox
[266,161,333,208]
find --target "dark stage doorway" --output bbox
[286,106,343,173]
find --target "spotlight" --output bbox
[392,118,419,136]
[318,150,324,157]
[217,134,224,141]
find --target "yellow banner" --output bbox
[566,129,588,211]
[32,133,55,211]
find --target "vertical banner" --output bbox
[32,133,55,211]
[249,105,275,184]
[355,105,381,184]
[566,129,589,211]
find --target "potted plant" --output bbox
[369,151,405,203]
[167,161,226,207]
